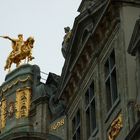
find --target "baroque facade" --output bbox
[58,0,140,139]
[0,0,140,140]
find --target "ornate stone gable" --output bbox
[58,0,109,100]
[58,1,120,106]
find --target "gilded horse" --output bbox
[4,37,35,71]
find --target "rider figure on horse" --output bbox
[1,34,35,71]
[2,34,24,58]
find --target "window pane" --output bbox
[73,134,76,140]
[72,110,81,140]
[91,100,96,132]
[111,69,118,103]
[77,110,80,126]
[105,60,109,79]
[89,82,94,99]
[105,79,112,111]
[86,108,90,139]
[77,127,81,140]
[85,91,89,107]
[110,50,115,69]
[105,50,118,111]
[72,117,76,133]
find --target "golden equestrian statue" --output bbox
[0,34,35,72]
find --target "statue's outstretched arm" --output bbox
[0,36,15,42]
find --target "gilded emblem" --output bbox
[108,114,123,140]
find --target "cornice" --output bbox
[112,0,140,4]
[77,0,86,12]
[0,132,63,140]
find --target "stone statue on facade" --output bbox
[0,34,35,72]
[63,27,71,44]
[61,26,72,58]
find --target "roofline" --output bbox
[77,0,86,12]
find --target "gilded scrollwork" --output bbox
[0,98,7,129]
[15,88,31,119]
[108,114,123,140]
[50,118,65,131]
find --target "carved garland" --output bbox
[2,75,32,92]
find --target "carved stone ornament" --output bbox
[50,118,65,131]
[0,98,7,129]
[108,114,123,140]
[15,88,31,119]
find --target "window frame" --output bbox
[72,109,81,140]
[85,81,97,139]
[104,49,118,112]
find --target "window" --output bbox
[105,50,118,111]
[85,82,96,139]
[72,109,81,140]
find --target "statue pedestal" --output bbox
[0,64,63,140]
[0,64,40,138]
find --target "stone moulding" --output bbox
[2,75,32,93]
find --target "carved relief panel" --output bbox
[15,88,31,119]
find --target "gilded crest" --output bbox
[108,114,123,140]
